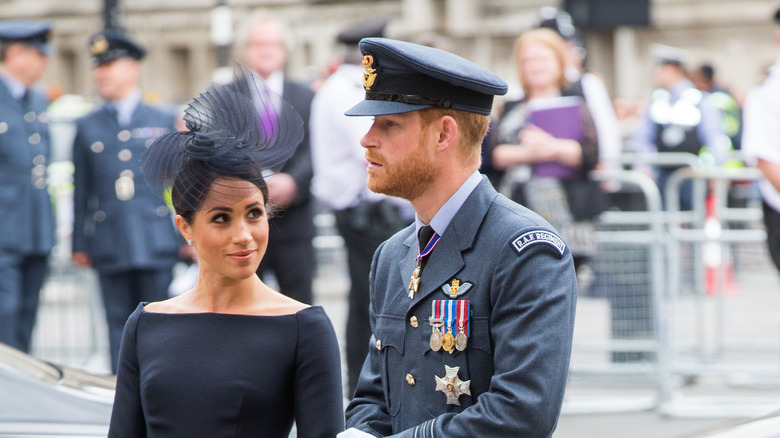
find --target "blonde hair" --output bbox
[514,28,569,96]
[419,107,489,165]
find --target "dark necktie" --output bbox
[417,225,437,270]
[408,225,440,300]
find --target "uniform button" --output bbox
[32,164,46,176]
[90,141,104,153]
[410,316,418,328]
[118,148,132,161]
[28,133,41,145]
[376,339,382,350]
[405,374,416,386]
[93,210,107,222]
[24,111,36,123]
[32,154,45,165]
[156,206,169,217]
[0,122,8,134]
[117,130,131,142]
[33,178,46,189]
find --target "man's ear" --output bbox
[435,115,458,153]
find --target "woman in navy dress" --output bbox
[108,64,344,437]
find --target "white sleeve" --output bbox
[742,83,780,165]
[582,73,622,164]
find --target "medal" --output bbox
[430,326,443,351]
[455,300,470,351]
[410,229,441,300]
[408,266,420,299]
[442,329,455,353]
[435,365,471,406]
[429,302,443,351]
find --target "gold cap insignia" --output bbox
[362,54,377,90]
[91,36,109,55]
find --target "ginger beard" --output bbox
[366,122,438,201]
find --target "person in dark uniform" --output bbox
[0,20,55,352]
[71,30,182,373]
[241,15,317,305]
[339,38,577,438]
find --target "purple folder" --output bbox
[526,97,584,179]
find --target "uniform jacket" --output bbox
[269,78,316,242]
[346,177,577,438]
[71,102,179,273]
[0,81,54,255]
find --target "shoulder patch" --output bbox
[512,230,566,257]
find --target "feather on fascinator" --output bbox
[141,62,303,211]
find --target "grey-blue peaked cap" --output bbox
[345,37,507,117]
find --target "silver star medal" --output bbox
[434,365,471,405]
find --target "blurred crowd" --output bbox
[2,4,780,379]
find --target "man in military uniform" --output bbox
[339,38,577,437]
[0,20,55,352]
[71,30,181,373]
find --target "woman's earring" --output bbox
[187,239,192,245]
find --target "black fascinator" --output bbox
[141,62,303,212]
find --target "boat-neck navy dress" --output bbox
[108,303,344,437]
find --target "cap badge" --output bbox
[91,36,109,55]
[362,54,377,90]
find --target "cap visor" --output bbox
[345,100,430,117]
[33,43,55,57]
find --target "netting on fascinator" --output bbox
[141,62,304,212]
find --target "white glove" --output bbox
[337,428,376,438]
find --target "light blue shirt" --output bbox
[415,170,483,237]
[110,89,142,127]
[0,66,27,100]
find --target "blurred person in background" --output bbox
[310,17,412,398]
[538,6,622,170]
[630,45,725,210]
[487,28,606,280]
[0,20,55,353]
[691,63,742,153]
[241,15,317,305]
[742,7,780,275]
[71,30,181,373]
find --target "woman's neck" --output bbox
[189,273,266,314]
[527,86,561,100]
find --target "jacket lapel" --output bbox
[403,177,499,312]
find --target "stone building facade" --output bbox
[1,0,778,106]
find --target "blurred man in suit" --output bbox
[0,20,55,352]
[71,30,181,373]
[241,15,317,306]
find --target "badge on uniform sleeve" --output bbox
[435,365,471,406]
[512,230,566,257]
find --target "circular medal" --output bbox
[430,329,443,351]
[442,331,455,352]
[455,331,468,351]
